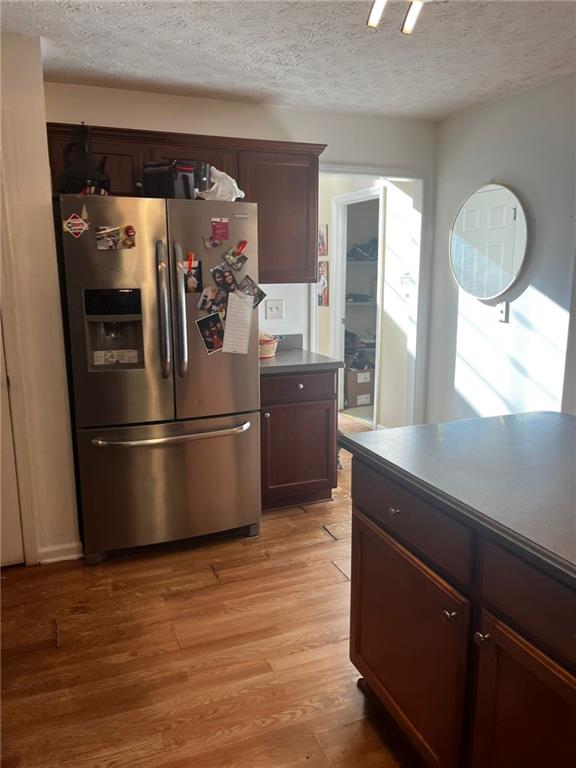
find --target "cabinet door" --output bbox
[470,611,576,768]
[48,135,146,196]
[351,511,470,768]
[261,399,336,509]
[239,151,319,283]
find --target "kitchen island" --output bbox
[339,412,576,768]
[259,347,343,510]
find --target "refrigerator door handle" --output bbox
[156,240,172,379]
[91,420,251,448]
[172,241,188,378]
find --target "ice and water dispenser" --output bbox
[84,288,144,370]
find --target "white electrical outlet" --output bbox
[265,299,285,320]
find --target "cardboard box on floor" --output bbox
[345,369,374,407]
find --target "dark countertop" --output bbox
[339,412,576,582]
[259,349,344,375]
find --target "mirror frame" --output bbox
[449,183,528,301]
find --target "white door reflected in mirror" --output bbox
[450,184,528,300]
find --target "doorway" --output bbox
[342,195,380,424]
[316,172,424,430]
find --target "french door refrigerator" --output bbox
[58,195,260,562]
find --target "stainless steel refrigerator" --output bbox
[58,195,260,563]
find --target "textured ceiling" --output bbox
[2,1,575,119]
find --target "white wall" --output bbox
[378,180,423,428]
[1,34,81,563]
[427,76,576,422]
[45,83,437,349]
[44,83,436,171]
[257,283,310,341]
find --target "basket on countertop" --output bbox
[259,333,278,359]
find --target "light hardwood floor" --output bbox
[1,417,418,768]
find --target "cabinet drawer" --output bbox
[352,459,473,587]
[481,542,576,668]
[260,371,336,405]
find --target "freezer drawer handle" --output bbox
[91,420,251,448]
[173,241,189,378]
[156,240,172,379]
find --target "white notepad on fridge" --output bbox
[222,291,252,354]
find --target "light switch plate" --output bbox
[265,299,285,320]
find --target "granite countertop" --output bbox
[260,348,344,375]
[339,412,576,582]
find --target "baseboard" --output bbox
[37,540,83,565]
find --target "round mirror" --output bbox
[450,184,528,300]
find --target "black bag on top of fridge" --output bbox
[142,160,211,199]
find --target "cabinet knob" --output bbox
[135,181,143,189]
[473,632,492,646]
[388,507,400,518]
[297,383,304,390]
[264,412,271,419]
[441,610,458,623]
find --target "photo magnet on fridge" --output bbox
[183,252,203,293]
[96,225,136,250]
[222,240,248,271]
[211,263,238,293]
[196,312,225,355]
[238,275,266,308]
[197,286,228,318]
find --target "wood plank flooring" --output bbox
[2,419,419,768]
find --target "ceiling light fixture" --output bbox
[367,0,426,34]
[401,1,424,35]
[367,0,389,29]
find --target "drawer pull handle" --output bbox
[388,507,400,518]
[297,383,304,390]
[264,412,271,419]
[441,610,458,623]
[473,632,492,646]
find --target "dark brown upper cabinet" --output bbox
[239,151,320,283]
[46,124,325,284]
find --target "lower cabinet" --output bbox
[260,398,337,510]
[351,511,470,768]
[470,611,576,768]
[350,460,576,768]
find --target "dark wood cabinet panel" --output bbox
[470,611,576,768]
[46,124,325,284]
[261,398,336,510]
[351,511,470,768]
[239,151,320,283]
